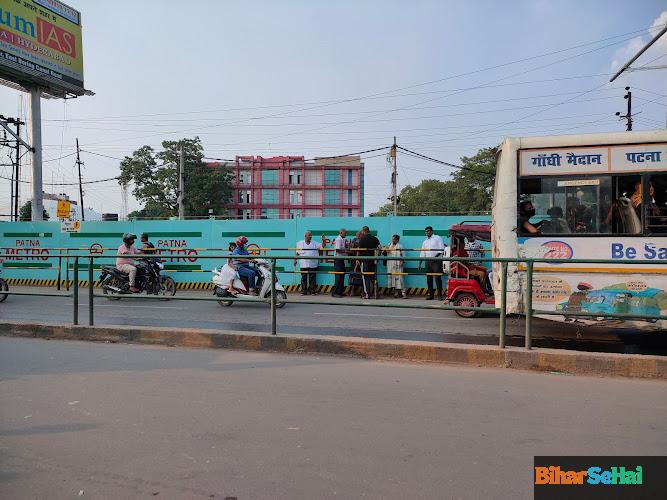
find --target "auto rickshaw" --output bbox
[444,223,494,317]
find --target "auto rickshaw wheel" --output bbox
[453,293,480,318]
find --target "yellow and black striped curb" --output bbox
[0,321,665,380]
[4,279,431,295]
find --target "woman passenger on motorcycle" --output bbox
[231,236,260,295]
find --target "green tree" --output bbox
[119,137,233,218]
[19,200,50,221]
[373,146,496,215]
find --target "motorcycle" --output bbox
[212,259,287,308]
[0,269,8,303]
[100,259,176,300]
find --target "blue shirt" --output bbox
[232,246,250,266]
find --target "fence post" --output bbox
[499,261,507,349]
[270,258,277,335]
[57,254,62,291]
[73,257,79,325]
[65,249,70,291]
[525,260,533,350]
[88,257,94,326]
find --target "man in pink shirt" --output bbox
[117,233,140,292]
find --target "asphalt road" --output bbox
[1,288,666,354]
[0,337,665,499]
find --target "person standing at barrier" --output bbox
[384,234,407,298]
[358,226,380,300]
[116,233,140,293]
[232,236,260,296]
[331,228,348,298]
[295,231,322,295]
[418,226,445,300]
[348,230,364,297]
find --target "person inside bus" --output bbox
[565,197,593,232]
[646,179,667,231]
[519,201,541,234]
[541,206,570,234]
[630,180,643,215]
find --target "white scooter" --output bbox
[212,259,287,308]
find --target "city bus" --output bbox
[492,130,667,330]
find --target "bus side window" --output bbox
[647,174,667,233]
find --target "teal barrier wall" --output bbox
[0,216,490,288]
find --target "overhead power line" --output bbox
[396,145,494,176]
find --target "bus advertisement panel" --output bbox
[0,0,84,95]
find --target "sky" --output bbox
[0,0,666,218]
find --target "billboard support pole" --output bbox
[29,87,44,221]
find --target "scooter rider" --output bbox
[117,233,140,293]
[231,236,260,295]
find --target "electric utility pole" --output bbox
[0,115,26,221]
[76,138,85,221]
[390,136,398,216]
[615,87,633,131]
[13,118,21,221]
[178,144,185,219]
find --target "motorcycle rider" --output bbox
[231,236,260,295]
[117,233,140,293]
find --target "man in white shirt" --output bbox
[331,228,348,298]
[294,231,322,295]
[418,226,446,300]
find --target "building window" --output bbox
[238,170,250,185]
[261,169,279,185]
[347,170,353,186]
[324,169,339,185]
[305,169,322,186]
[260,208,279,219]
[289,190,303,205]
[289,209,302,219]
[304,190,322,205]
[304,208,322,217]
[324,208,339,217]
[289,170,302,185]
[347,209,353,217]
[261,189,279,204]
[238,190,251,204]
[324,189,339,205]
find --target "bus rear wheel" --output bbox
[453,293,479,318]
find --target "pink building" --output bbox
[208,155,364,219]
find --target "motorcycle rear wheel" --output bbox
[102,276,123,300]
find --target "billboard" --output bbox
[0,0,85,96]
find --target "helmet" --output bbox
[122,233,137,245]
[236,235,248,247]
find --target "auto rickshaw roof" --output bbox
[449,223,491,235]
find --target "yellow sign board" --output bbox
[56,199,71,219]
[0,0,84,95]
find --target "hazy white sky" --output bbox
[1,0,666,217]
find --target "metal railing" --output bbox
[1,251,667,350]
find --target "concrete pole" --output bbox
[29,87,44,221]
